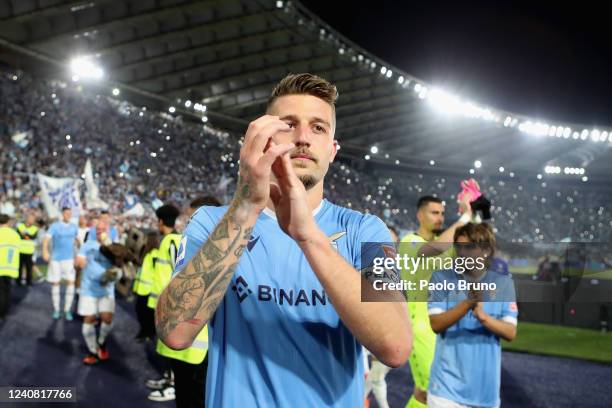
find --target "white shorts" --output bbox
[77,295,115,316]
[47,260,76,283]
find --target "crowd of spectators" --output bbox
[1,68,610,245]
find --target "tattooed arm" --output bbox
[155,115,294,349]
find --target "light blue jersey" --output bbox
[175,199,393,407]
[78,240,115,298]
[48,221,78,261]
[427,269,518,408]
[86,225,119,243]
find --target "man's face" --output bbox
[62,209,72,222]
[267,94,337,190]
[26,214,35,225]
[417,202,445,233]
[96,221,109,243]
[100,213,111,225]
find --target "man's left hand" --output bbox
[269,148,320,242]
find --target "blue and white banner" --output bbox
[37,173,83,219]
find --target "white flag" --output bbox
[122,202,145,217]
[84,159,108,210]
[37,173,83,219]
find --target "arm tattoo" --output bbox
[156,178,255,343]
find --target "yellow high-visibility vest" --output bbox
[0,226,21,278]
[133,248,157,296]
[147,233,181,309]
[149,232,208,363]
[156,325,208,364]
[16,223,39,255]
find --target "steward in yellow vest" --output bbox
[146,204,208,405]
[134,231,160,340]
[16,213,39,286]
[0,213,21,319]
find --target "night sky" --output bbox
[301,1,612,127]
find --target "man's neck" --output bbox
[416,226,435,242]
[160,226,174,236]
[266,181,324,213]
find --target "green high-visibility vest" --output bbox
[133,248,157,296]
[147,233,181,309]
[16,223,39,255]
[0,226,21,278]
[156,325,209,364]
[148,232,208,364]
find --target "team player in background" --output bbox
[364,224,401,408]
[156,73,412,407]
[43,207,79,320]
[427,223,518,408]
[76,221,118,365]
[400,196,472,408]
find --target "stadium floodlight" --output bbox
[537,174,542,179]
[474,160,482,169]
[418,87,428,99]
[414,83,422,93]
[563,127,571,138]
[503,116,512,127]
[184,100,192,108]
[427,89,463,115]
[69,56,103,80]
[398,76,405,84]
[572,132,579,139]
[112,88,120,96]
[469,168,475,174]
[168,106,176,113]
[370,146,378,154]
[365,154,370,160]
[580,129,589,140]
[276,1,283,8]
[201,116,208,123]
[386,70,392,78]
[65,135,71,140]
[429,160,435,166]
[582,176,588,182]
[499,166,504,173]
[591,129,601,142]
[380,66,387,75]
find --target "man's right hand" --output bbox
[42,251,50,263]
[233,115,294,211]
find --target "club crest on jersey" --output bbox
[381,244,397,259]
[328,231,346,251]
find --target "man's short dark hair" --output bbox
[0,214,9,224]
[190,196,222,209]
[155,204,180,228]
[417,195,443,210]
[100,210,110,215]
[61,206,71,212]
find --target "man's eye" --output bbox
[286,122,296,128]
[314,125,325,133]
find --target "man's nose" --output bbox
[293,124,311,146]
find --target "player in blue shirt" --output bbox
[427,224,518,408]
[75,221,119,365]
[85,210,120,243]
[156,73,412,407]
[43,207,79,320]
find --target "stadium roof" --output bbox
[1,0,611,179]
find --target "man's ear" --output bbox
[330,140,338,163]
